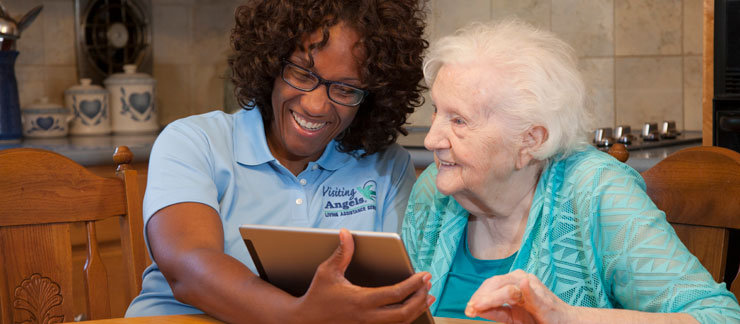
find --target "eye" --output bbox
[292,69,314,82]
[452,117,466,126]
[332,85,357,98]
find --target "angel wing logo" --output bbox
[357,180,377,202]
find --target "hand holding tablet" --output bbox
[240,225,435,324]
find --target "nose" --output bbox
[300,85,332,116]
[424,114,449,151]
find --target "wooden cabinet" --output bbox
[702,0,714,145]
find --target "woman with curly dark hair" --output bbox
[125,0,432,323]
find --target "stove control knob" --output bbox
[615,125,633,144]
[642,122,659,141]
[593,127,614,147]
[660,120,679,139]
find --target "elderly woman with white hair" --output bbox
[402,19,740,323]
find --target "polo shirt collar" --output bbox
[314,140,354,171]
[233,107,356,170]
[234,108,274,166]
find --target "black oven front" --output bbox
[713,0,740,152]
[714,98,740,151]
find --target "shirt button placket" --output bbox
[294,165,316,226]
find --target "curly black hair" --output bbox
[229,0,428,155]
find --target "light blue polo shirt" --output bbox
[126,108,416,316]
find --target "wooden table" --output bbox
[70,314,489,324]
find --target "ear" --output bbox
[515,126,548,169]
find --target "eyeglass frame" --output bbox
[280,59,370,107]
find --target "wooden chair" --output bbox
[734,265,740,298]
[637,146,740,299]
[0,146,147,324]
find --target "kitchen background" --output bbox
[5,0,703,132]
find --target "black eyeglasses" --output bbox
[281,59,369,107]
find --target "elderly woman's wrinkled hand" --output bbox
[465,269,575,324]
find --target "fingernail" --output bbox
[423,273,432,283]
[426,295,435,306]
[465,307,476,318]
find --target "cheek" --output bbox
[457,139,489,169]
[462,141,512,177]
[271,78,298,111]
[271,81,283,113]
[338,109,359,130]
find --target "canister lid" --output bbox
[22,97,68,114]
[64,78,107,95]
[104,64,156,86]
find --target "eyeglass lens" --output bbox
[282,63,365,106]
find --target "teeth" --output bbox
[292,112,326,131]
[439,161,456,166]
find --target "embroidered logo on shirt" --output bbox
[357,180,377,202]
[322,180,377,217]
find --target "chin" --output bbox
[435,178,459,196]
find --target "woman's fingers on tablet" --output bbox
[367,272,431,307]
[370,278,433,324]
[317,228,355,278]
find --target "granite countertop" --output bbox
[0,133,157,166]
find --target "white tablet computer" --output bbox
[239,224,434,324]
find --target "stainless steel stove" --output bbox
[592,121,702,151]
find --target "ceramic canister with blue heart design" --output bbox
[104,64,159,134]
[65,78,110,135]
[21,97,72,138]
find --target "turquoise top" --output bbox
[435,223,516,320]
[402,146,740,323]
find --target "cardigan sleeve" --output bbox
[582,162,740,323]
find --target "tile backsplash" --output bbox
[7,0,703,131]
[415,0,704,131]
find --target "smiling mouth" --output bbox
[292,111,327,131]
[438,160,456,167]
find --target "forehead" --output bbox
[293,22,364,70]
[431,62,503,114]
[310,23,360,52]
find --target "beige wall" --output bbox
[412,0,704,131]
[7,0,242,127]
[7,0,703,131]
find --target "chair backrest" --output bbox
[734,264,740,298]
[639,146,740,298]
[0,146,147,324]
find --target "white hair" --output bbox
[423,18,593,159]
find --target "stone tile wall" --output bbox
[412,0,704,131]
[6,0,241,127]
[7,0,704,131]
